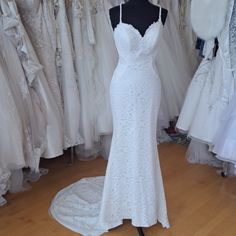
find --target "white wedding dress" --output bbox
[0,53,25,171]
[7,0,64,159]
[152,0,193,120]
[50,4,169,235]
[70,0,101,159]
[176,0,236,145]
[16,0,63,117]
[55,0,84,148]
[93,0,118,136]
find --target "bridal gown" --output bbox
[176,0,236,145]
[6,0,64,159]
[50,4,169,235]
[0,0,48,170]
[16,0,63,117]
[152,0,193,120]
[93,0,118,136]
[71,0,98,154]
[55,0,84,148]
[0,53,25,171]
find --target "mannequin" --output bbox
[110,1,168,236]
[109,0,168,36]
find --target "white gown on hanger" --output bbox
[70,0,96,151]
[7,0,64,159]
[92,0,118,136]
[0,9,48,171]
[50,4,169,235]
[54,0,83,148]
[178,0,199,73]
[0,54,25,171]
[176,0,236,145]
[71,0,101,157]
[0,0,48,170]
[16,0,63,118]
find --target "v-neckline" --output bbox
[115,20,162,39]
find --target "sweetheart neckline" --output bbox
[114,20,163,39]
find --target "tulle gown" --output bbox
[213,93,236,166]
[176,0,236,145]
[213,1,236,165]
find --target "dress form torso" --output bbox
[109,0,168,37]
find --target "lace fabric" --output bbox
[0,169,10,206]
[50,4,169,234]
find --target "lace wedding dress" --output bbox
[50,4,169,235]
[16,0,63,118]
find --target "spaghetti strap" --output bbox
[119,3,122,23]
[159,5,162,21]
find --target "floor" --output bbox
[1,143,236,236]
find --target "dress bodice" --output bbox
[113,4,163,66]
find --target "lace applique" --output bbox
[72,0,83,18]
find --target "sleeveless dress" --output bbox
[50,4,169,235]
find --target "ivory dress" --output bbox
[50,4,169,235]
[16,0,63,116]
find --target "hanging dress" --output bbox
[0,0,47,170]
[152,0,193,120]
[0,51,25,171]
[92,0,118,136]
[16,0,64,119]
[7,0,64,158]
[176,0,236,145]
[54,0,84,148]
